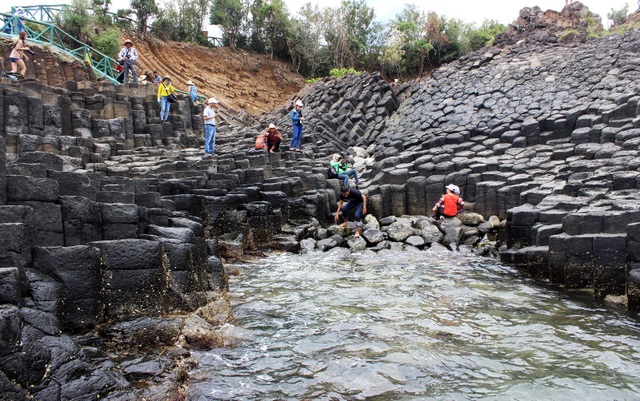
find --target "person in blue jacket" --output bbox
[289,99,304,152]
[187,80,197,103]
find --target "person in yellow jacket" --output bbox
[157,76,175,121]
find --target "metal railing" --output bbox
[0,12,121,83]
[10,5,66,23]
[1,5,208,102]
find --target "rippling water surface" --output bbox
[187,249,640,400]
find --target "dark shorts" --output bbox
[9,57,19,63]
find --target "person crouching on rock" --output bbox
[432,184,464,220]
[203,97,219,157]
[335,185,367,238]
[331,154,361,188]
[265,123,282,153]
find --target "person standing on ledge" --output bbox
[152,70,162,83]
[203,97,219,157]
[335,185,367,238]
[157,76,175,121]
[187,80,197,103]
[432,184,464,220]
[9,31,30,77]
[118,39,138,84]
[289,99,304,152]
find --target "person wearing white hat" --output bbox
[265,123,283,153]
[203,97,220,157]
[432,183,464,220]
[118,39,139,84]
[289,99,304,152]
[187,80,197,103]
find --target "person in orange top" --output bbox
[432,184,464,220]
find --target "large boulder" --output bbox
[386,222,414,242]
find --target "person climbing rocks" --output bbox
[330,154,361,188]
[9,31,30,77]
[289,99,304,152]
[118,39,139,84]
[265,123,283,153]
[157,76,175,121]
[187,80,197,103]
[432,184,464,220]
[203,97,220,157]
[335,185,367,238]
[152,71,162,83]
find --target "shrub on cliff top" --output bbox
[329,68,363,78]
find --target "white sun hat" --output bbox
[207,97,219,104]
[295,100,304,107]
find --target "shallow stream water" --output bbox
[187,249,640,400]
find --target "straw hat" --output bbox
[138,75,147,81]
[187,80,194,85]
[268,123,277,130]
[207,97,219,104]
[124,39,133,45]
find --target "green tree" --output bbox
[608,3,629,25]
[210,0,247,50]
[255,0,290,58]
[59,0,95,44]
[389,4,431,76]
[286,3,328,75]
[131,0,158,35]
[460,19,505,53]
[324,0,377,69]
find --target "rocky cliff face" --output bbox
[2,14,640,400]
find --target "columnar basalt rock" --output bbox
[3,9,640,398]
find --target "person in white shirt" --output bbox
[203,97,220,157]
[118,39,139,84]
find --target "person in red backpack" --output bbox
[432,184,464,220]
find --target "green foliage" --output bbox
[608,3,629,25]
[585,13,603,38]
[461,19,506,53]
[210,0,246,50]
[59,0,94,44]
[92,27,120,57]
[559,28,581,41]
[154,0,212,44]
[305,77,321,84]
[329,67,362,78]
[130,0,158,34]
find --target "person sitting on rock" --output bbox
[335,185,367,238]
[330,154,361,188]
[265,123,283,153]
[432,184,464,220]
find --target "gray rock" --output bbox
[362,228,384,244]
[316,237,338,252]
[347,236,367,251]
[363,214,380,230]
[300,238,317,253]
[438,218,463,250]
[420,225,444,245]
[387,222,414,242]
[405,235,426,248]
[328,225,352,237]
[457,212,485,226]
[379,216,397,226]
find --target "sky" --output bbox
[4,0,634,29]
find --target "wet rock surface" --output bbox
[2,6,640,398]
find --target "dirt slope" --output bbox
[134,38,306,115]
